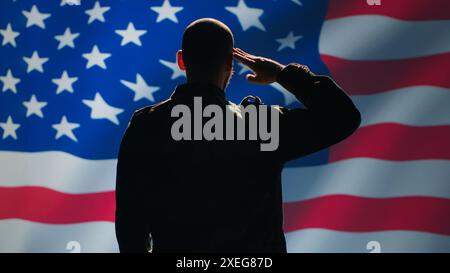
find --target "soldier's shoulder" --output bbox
[132,98,172,120]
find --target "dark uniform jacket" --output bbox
[115,63,361,253]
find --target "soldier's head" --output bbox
[177,18,235,91]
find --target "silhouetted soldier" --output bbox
[115,18,361,253]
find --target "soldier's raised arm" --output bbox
[233,48,361,162]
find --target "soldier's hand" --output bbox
[233,48,286,85]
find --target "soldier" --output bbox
[115,18,361,253]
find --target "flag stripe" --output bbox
[285,229,450,253]
[325,0,450,21]
[283,195,450,235]
[4,185,450,236]
[0,187,114,224]
[0,220,118,253]
[0,151,116,193]
[282,159,450,202]
[2,219,450,253]
[4,152,450,201]
[329,124,450,161]
[320,53,450,95]
[353,86,450,127]
[319,16,450,60]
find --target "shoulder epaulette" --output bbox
[240,95,263,107]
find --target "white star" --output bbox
[121,74,160,102]
[61,0,81,6]
[23,94,47,118]
[276,31,303,51]
[52,116,80,142]
[115,22,147,46]
[82,92,124,125]
[22,5,51,29]
[270,82,298,106]
[291,0,303,6]
[225,0,265,31]
[52,70,78,94]
[0,69,21,93]
[82,45,111,69]
[54,27,80,50]
[0,116,20,140]
[150,0,184,23]
[159,59,186,80]
[23,51,49,73]
[85,1,110,24]
[0,23,20,47]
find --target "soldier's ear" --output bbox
[177,50,186,71]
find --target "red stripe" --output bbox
[321,54,450,95]
[329,124,450,161]
[0,187,115,224]
[283,195,450,235]
[326,0,450,21]
[3,187,450,235]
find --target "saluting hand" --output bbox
[233,48,286,85]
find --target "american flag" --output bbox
[0,0,449,252]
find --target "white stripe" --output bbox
[2,219,448,252]
[285,229,450,252]
[353,86,450,127]
[319,15,450,60]
[2,151,450,201]
[282,158,450,202]
[0,220,118,253]
[0,151,116,193]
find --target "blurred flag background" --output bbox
[0,0,449,252]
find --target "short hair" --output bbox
[182,18,234,72]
